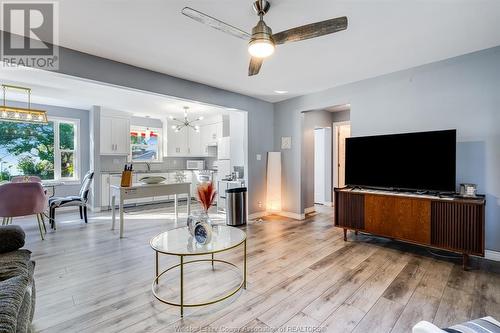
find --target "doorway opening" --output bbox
[301,104,350,216]
[314,127,332,205]
[334,122,351,188]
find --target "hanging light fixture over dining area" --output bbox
[0,84,48,124]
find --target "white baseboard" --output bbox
[249,210,306,220]
[304,206,316,214]
[90,206,101,213]
[323,202,333,207]
[275,211,305,220]
[485,250,500,262]
[248,211,268,220]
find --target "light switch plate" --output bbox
[281,136,292,149]
[256,154,261,161]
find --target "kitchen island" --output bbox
[111,182,191,238]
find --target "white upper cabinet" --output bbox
[166,116,223,157]
[217,137,231,160]
[167,121,189,156]
[100,115,130,155]
[188,128,203,156]
[204,122,223,145]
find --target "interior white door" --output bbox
[314,128,332,205]
[337,124,351,188]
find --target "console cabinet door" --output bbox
[334,191,365,230]
[364,194,431,244]
[431,201,484,255]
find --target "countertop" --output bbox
[101,169,217,174]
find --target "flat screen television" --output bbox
[345,129,456,192]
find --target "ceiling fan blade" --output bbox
[181,7,251,41]
[273,16,348,45]
[248,57,263,76]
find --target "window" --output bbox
[0,117,79,182]
[130,126,161,162]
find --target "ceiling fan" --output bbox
[181,0,348,76]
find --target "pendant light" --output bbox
[0,84,48,124]
[169,106,203,132]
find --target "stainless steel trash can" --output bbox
[226,187,247,226]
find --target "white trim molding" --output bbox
[248,211,268,220]
[275,211,305,220]
[485,250,500,262]
[304,206,316,214]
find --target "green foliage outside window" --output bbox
[0,120,76,180]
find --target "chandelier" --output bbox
[0,84,48,124]
[169,106,203,132]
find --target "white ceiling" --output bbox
[0,66,233,118]
[38,0,500,102]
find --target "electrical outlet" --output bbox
[256,154,261,161]
[258,201,262,208]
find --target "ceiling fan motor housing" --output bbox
[253,0,271,16]
[250,20,274,45]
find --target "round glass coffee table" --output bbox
[150,225,247,317]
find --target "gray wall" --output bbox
[5,100,90,197]
[301,110,337,211]
[274,45,500,252]
[49,41,274,214]
[332,110,350,123]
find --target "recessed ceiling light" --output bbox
[274,90,288,94]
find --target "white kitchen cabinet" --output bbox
[188,129,203,156]
[101,174,110,208]
[167,118,213,157]
[100,116,130,155]
[203,123,223,145]
[199,121,223,156]
[167,122,189,156]
[217,137,231,160]
[101,173,122,209]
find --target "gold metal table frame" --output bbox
[151,236,247,317]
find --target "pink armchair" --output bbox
[0,182,48,240]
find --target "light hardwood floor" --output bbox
[13,202,500,333]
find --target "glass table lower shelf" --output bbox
[150,225,247,317]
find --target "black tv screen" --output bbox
[345,129,456,192]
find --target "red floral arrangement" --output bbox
[197,182,217,212]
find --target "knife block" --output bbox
[121,171,133,187]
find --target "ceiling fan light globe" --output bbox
[248,39,275,58]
